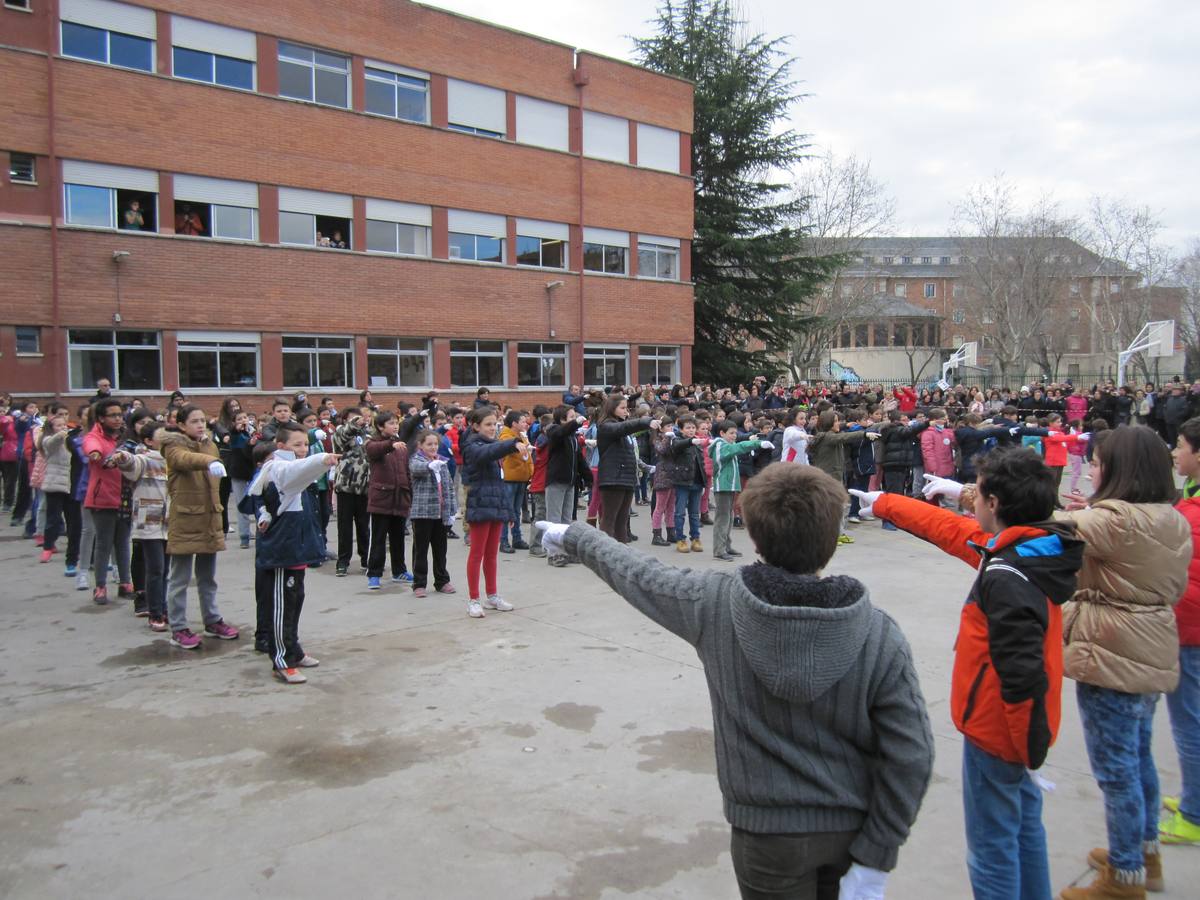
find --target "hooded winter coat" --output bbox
[1057,499,1190,693]
[157,428,225,555]
[1174,484,1200,646]
[879,421,929,472]
[365,436,412,517]
[875,494,1084,768]
[562,524,933,872]
[461,430,520,523]
[37,429,72,495]
[82,423,123,510]
[596,416,651,489]
[119,450,169,541]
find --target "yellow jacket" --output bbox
[499,426,533,482]
[1058,499,1190,693]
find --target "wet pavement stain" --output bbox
[532,821,728,900]
[542,702,602,733]
[634,728,716,774]
[504,723,536,738]
[581,645,620,652]
[100,638,245,668]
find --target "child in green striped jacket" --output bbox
[708,420,771,561]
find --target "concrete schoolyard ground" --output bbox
[0,515,1197,899]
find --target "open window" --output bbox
[63,161,158,231]
[278,187,352,249]
[117,189,156,231]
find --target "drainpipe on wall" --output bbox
[47,0,62,395]
[573,54,588,374]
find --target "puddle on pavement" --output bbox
[504,723,536,738]
[542,702,602,733]
[634,728,716,774]
[99,638,246,668]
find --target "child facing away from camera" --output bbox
[537,463,933,900]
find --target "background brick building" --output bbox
[0,0,695,412]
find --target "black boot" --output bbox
[651,528,668,546]
[666,526,678,543]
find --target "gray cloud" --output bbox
[426,0,1197,248]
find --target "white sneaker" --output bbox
[847,516,862,524]
[75,572,89,591]
[483,594,514,612]
[467,600,486,618]
[859,513,876,521]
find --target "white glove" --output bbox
[208,460,227,478]
[535,521,570,556]
[1008,426,1022,437]
[847,489,884,518]
[838,863,888,900]
[922,474,964,502]
[1078,432,1091,441]
[585,439,597,449]
[757,440,774,450]
[646,465,656,474]
[312,428,327,441]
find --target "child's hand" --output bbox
[838,863,888,900]
[585,439,597,449]
[921,474,963,502]
[757,440,774,450]
[207,460,227,478]
[535,521,569,556]
[392,441,407,452]
[692,437,704,446]
[865,432,880,441]
[847,489,884,519]
[1065,490,1089,511]
[323,453,341,468]
[648,419,661,430]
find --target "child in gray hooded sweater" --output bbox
[539,463,933,900]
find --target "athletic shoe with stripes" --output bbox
[274,668,307,684]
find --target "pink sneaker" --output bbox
[204,620,239,641]
[170,629,201,649]
[436,583,457,594]
[39,549,53,563]
[413,587,427,598]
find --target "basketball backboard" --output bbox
[1147,320,1175,357]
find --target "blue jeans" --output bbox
[501,481,526,544]
[1076,682,1160,873]
[673,484,703,540]
[962,739,1051,900]
[1166,646,1200,825]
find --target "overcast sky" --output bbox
[426,0,1198,251]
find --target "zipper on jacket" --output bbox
[961,662,990,726]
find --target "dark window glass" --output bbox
[278,59,312,101]
[109,32,153,72]
[604,246,625,274]
[116,189,157,232]
[396,77,427,123]
[366,220,397,253]
[178,350,217,388]
[448,232,474,260]
[476,236,502,263]
[215,55,253,90]
[542,239,565,269]
[282,351,314,388]
[582,243,604,271]
[117,348,161,391]
[314,67,347,107]
[365,78,394,116]
[15,327,40,354]
[69,348,114,391]
[316,351,347,387]
[173,46,212,82]
[8,153,35,183]
[516,236,541,267]
[61,22,106,62]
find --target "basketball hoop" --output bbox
[941,342,978,387]
[1118,320,1174,386]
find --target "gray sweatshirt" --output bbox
[563,524,933,871]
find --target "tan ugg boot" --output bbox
[1059,863,1147,900]
[690,538,703,552]
[1087,848,1162,893]
[676,539,691,553]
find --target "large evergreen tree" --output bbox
[635,0,841,386]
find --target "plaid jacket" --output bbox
[409,451,458,521]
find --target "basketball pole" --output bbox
[1117,320,1173,387]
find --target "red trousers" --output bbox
[466,519,502,600]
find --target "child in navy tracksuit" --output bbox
[240,441,277,654]
[250,422,339,684]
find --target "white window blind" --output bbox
[277,187,352,217]
[515,95,568,152]
[447,209,506,238]
[174,174,258,208]
[62,159,158,192]
[447,79,506,134]
[638,233,681,248]
[364,58,428,80]
[583,226,629,247]
[583,110,629,164]
[176,330,261,344]
[516,218,569,241]
[636,123,680,173]
[61,0,155,38]
[171,15,256,61]
[365,199,431,226]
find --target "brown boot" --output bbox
[586,517,597,528]
[691,538,703,552]
[1060,863,1147,900]
[1087,848,1163,893]
[675,539,691,553]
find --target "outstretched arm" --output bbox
[562,523,712,645]
[872,494,990,567]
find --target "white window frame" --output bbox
[940,256,951,265]
[67,328,161,392]
[446,78,506,139]
[176,332,261,390]
[637,345,678,385]
[364,63,430,124]
[894,282,907,298]
[366,337,430,388]
[516,341,568,388]
[635,122,680,173]
[514,95,569,152]
[582,227,629,276]
[59,0,156,72]
[449,340,506,388]
[515,219,569,270]
[172,45,255,91]
[921,256,932,265]
[583,345,628,388]
[637,236,680,281]
[952,308,966,325]
[952,283,964,299]
[281,334,353,389]
[876,278,887,293]
[447,209,506,264]
[582,110,629,164]
[5,1,33,11]
[923,282,936,298]
[277,41,349,108]
[365,219,430,257]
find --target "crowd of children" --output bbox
[3,378,1200,899]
